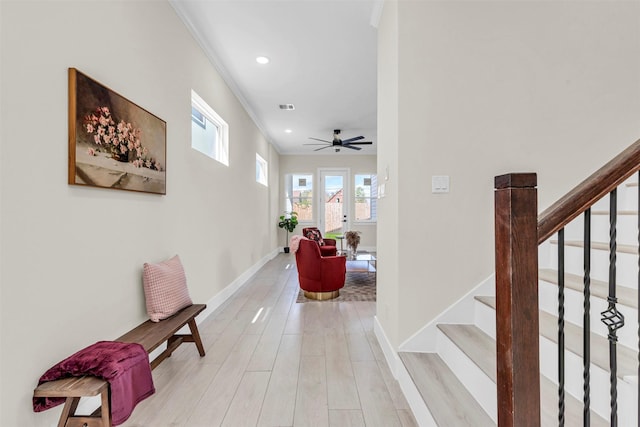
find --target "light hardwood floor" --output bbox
[123,254,417,427]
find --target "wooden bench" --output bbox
[33,303,207,427]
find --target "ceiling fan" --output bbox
[305,129,372,152]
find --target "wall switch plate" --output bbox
[432,175,450,193]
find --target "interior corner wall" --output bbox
[0,1,279,425]
[378,0,640,349]
[0,1,4,422]
[269,145,282,250]
[376,0,400,349]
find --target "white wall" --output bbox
[279,154,377,249]
[0,1,279,425]
[376,0,400,349]
[377,0,640,349]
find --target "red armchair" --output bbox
[295,238,346,300]
[302,227,338,257]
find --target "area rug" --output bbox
[296,272,376,303]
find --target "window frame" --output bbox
[284,173,314,223]
[353,173,377,223]
[191,90,229,166]
[256,153,268,187]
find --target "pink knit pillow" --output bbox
[142,255,192,322]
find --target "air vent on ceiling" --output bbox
[279,104,295,110]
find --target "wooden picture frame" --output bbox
[68,68,166,195]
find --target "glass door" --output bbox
[319,169,349,238]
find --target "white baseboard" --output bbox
[144,251,279,380]
[74,248,280,417]
[374,315,399,378]
[144,250,280,398]
[199,248,280,321]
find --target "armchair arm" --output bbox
[320,255,347,285]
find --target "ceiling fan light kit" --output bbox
[304,129,372,152]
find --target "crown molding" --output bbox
[168,1,282,154]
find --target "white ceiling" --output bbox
[171,0,379,155]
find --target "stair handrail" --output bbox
[538,138,640,243]
[495,137,640,427]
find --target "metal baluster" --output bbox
[558,228,565,427]
[583,209,591,427]
[637,171,640,427]
[601,188,624,427]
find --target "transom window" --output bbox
[191,90,228,166]
[256,153,268,186]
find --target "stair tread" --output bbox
[539,375,608,427]
[436,323,608,426]
[592,210,638,215]
[399,352,495,426]
[475,296,638,378]
[437,324,496,381]
[539,310,638,379]
[551,239,638,254]
[476,295,495,309]
[539,268,637,309]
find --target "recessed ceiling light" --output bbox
[256,56,270,64]
[284,129,292,133]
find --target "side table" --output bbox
[335,235,345,255]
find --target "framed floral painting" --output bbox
[68,68,166,194]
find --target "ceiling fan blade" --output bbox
[341,136,365,143]
[343,141,372,145]
[309,137,332,143]
[304,143,330,146]
[343,144,362,150]
[314,145,333,151]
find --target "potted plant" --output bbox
[345,230,361,256]
[278,211,298,253]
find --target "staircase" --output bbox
[396,174,640,425]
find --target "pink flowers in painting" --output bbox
[83,107,162,171]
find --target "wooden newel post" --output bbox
[494,173,541,427]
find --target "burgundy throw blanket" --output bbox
[33,341,155,426]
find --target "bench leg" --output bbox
[58,388,111,427]
[58,397,80,427]
[188,318,206,357]
[100,385,111,427]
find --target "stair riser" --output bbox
[619,184,639,211]
[473,290,638,386]
[538,281,639,350]
[436,329,497,422]
[474,299,496,340]
[549,244,639,288]
[540,336,638,425]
